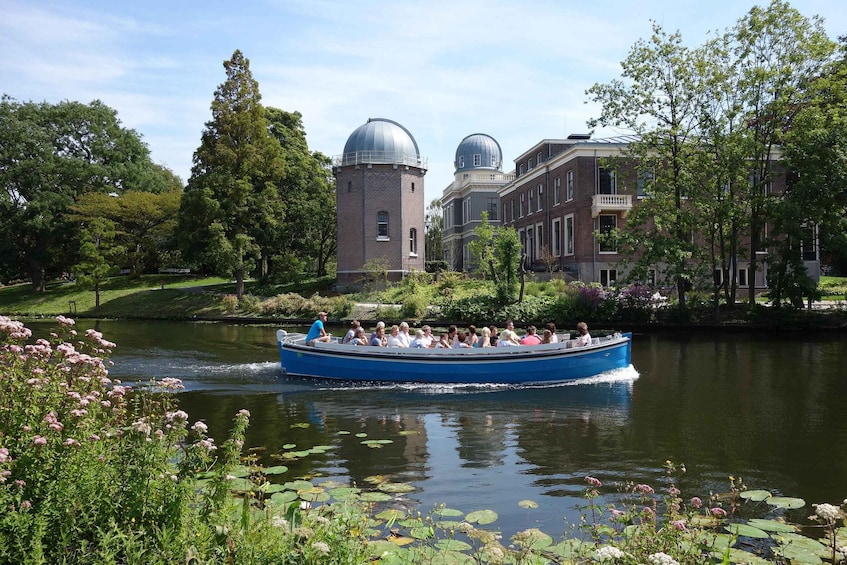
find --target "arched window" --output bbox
[409,228,418,255]
[377,211,389,239]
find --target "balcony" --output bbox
[591,194,632,218]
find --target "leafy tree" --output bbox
[266,108,336,277]
[72,218,125,309]
[587,22,709,310]
[728,0,835,306]
[178,50,285,298]
[467,211,495,278]
[493,226,521,304]
[69,190,181,276]
[425,198,443,263]
[0,97,171,290]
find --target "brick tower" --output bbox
[333,118,427,288]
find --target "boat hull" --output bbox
[277,331,632,385]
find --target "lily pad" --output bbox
[264,465,289,475]
[434,507,464,517]
[548,539,585,558]
[355,432,368,438]
[465,509,498,525]
[725,523,770,538]
[359,491,393,502]
[739,489,772,501]
[397,430,419,436]
[231,466,252,478]
[435,539,473,552]
[378,482,416,493]
[290,422,310,428]
[283,480,314,491]
[269,491,298,505]
[364,475,388,484]
[282,443,296,449]
[409,526,434,540]
[518,499,538,509]
[263,484,287,494]
[228,478,253,492]
[328,487,361,500]
[747,518,797,533]
[711,548,771,565]
[767,496,806,509]
[387,535,415,546]
[376,509,406,521]
[337,430,350,435]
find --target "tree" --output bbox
[69,190,182,276]
[424,199,443,264]
[72,218,125,309]
[728,0,835,306]
[265,108,336,277]
[493,226,521,304]
[467,211,496,278]
[587,22,710,310]
[0,97,171,290]
[178,50,285,298]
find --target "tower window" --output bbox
[458,156,464,168]
[473,154,481,167]
[411,182,415,193]
[409,228,418,256]
[377,211,389,240]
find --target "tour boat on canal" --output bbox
[276,330,632,385]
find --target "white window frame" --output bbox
[535,222,543,261]
[553,177,561,205]
[566,169,574,201]
[458,155,464,168]
[598,214,617,254]
[536,183,543,212]
[519,194,525,218]
[553,218,561,256]
[738,268,749,287]
[409,228,418,256]
[377,211,389,240]
[537,151,543,165]
[473,154,481,167]
[527,190,533,216]
[600,268,617,287]
[564,214,574,256]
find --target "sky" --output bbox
[2,0,845,205]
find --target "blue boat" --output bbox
[276,330,632,385]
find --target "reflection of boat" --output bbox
[276,330,632,384]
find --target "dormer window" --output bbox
[473,154,481,167]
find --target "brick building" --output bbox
[333,118,426,287]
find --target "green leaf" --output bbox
[359,492,393,502]
[518,499,538,509]
[710,548,771,565]
[282,443,296,449]
[739,489,772,501]
[283,480,313,491]
[269,491,298,505]
[264,465,288,475]
[725,523,770,538]
[465,509,498,525]
[434,507,465,517]
[435,539,472,552]
[747,518,797,533]
[767,497,806,509]
[377,482,416,493]
[376,509,406,521]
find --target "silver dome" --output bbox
[339,118,421,167]
[455,133,502,173]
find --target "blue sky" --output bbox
[2,0,844,204]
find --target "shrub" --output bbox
[221,294,239,314]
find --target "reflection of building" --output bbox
[333,118,427,287]
[441,134,513,272]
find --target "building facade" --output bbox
[334,118,426,287]
[441,133,513,272]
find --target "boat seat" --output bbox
[591,337,600,345]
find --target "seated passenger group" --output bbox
[333,318,592,349]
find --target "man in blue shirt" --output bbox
[305,312,332,345]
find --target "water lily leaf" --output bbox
[228,478,253,491]
[283,480,313,491]
[378,482,416,493]
[774,544,823,564]
[299,486,326,496]
[775,532,829,557]
[548,539,585,557]
[328,487,361,500]
[337,430,350,435]
[434,507,464,517]
[525,531,554,550]
[465,509,498,525]
[264,465,288,475]
[362,442,384,448]
[355,432,368,438]
[725,523,770,538]
[710,548,771,565]
[747,518,797,533]
[518,499,538,509]
[364,475,387,484]
[435,520,463,530]
[409,526,434,540]
[368,539,405,557]
[388,535,415,546]
[280,452,299,459]
[690,514,720,527]
[282,443,296,449]
[290,422,310,428]
[231,466,251,478]
[739,489,772,501]
[376,509,406,521]
[292,450,312,458]
[767,497,806,509]
[360,492,393,502]
[436,539,473,552]
[270,491,298,505]
[398,430,419,436]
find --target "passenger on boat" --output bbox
[575,322,592,347]
[305,312,332,345]
[479,326,493,347]
[387,325,407,347]
[545,322,559,343]
[350,327,368,345]
[370,325,387,347]
[398,322,412,347]
[370,321,385,343]
[436,333,452,348]
[453,331,472,348]
[409,329,426,348]
[447,325,458,345]
[466,325,479,347]
[542,329,553,344]
[520,325,542,346]
[420,325,435,348]
[488,326,499,346]
[342,320,360,344]
[497,329,521,347]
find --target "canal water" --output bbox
[26,319,847,538]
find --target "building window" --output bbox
[647,268,656,286]
[503,203,508,224]
[565,214,574,256]
[738,268,748,287]
[528,158,534,170]
[487,197,498,220]
[347,181,353,192]
[458,155,464,168]
[553,177,561,205]
[553,218,561,256]
[637,170,653,198]
[527,227,535,264]
[409,228,418,256]
[473,154,481,167]
[599,167,616,194]
[519,164,524,175]
[600,269,617,287]
[536,184,543,212]
[537,151,543,164]
[411,182,415,193]
[801,223,818,261]
[566,170,574,201]
[756,224,767,254]
[463,199,471,224]
[377,211,389,239]
[510,199,515,221]
[519,193,525,218]
[490,155,497,167]
[536,223,543,261]
[598,214,617,253]
[528,190,533,215]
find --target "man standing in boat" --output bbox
[305,312,332,345]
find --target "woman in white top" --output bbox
[479,326,493,348]
[386,325,408,347]
[409,329,426,348]
[575,322,592,346]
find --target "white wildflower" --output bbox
[311,541,330,555]
[814,503,842,524]
[647,552,680,565]
[595,545,624,561]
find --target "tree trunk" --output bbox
[95,281,101,310]
[235,270,245,300]
[28,257,45,292]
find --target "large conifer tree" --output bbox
[179,50,285,298]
